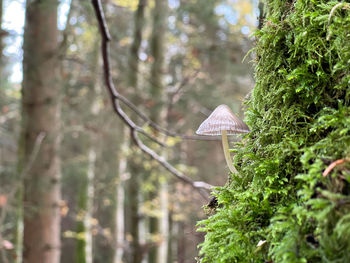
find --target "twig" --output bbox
[118,88,219,141]
[91,0,213,200]
[322,158,349,177]
[327,3,350,40]
[131,130,211,199]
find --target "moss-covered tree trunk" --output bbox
[198,1,350,262]
[21,1,61,263]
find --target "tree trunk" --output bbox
[113,128,127,263]
[0,0,3,76]
[148,1,168,262]
[84,149,95,263]
[75,30,101,263]
[149,0,166,121]
[76,147,96,263]
[127,0,147,91]
[158,181,169,262]
[128,160,142,263]
[125,1,147,262]
[176,221,185,263]
[20,1,61,263]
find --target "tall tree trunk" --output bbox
[176,221,186,263]
[125,1,147,263]
[113,128,127,263]
[128,160,142,263]
[148,1,168,262]
[0,0,3,77]
[128,0,147,91]
[158,180,169,262]
[0,0,7,97]
[20,1,61,263]
[76,147,96,263]
[75,33,100,263]
[84,148,96,263]
[149,0,166,121]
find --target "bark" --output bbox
[20,1,61,263]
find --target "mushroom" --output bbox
[196,104,250,174]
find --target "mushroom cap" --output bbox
[196,104,250,135]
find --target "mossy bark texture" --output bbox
[198,1,350,262]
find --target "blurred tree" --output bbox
[0,0,9,91]
[0,0,3,78]
[113,127,127,263]
[148,0,168,262]
[75,38,100,263]
[124,1,147,263]
[20,0,61,263]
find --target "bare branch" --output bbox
[131,130,211,200]
[91,0,213,200]
[118,87,219,141]
[93,1,218,142]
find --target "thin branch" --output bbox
[118,87,219,141]
[91,0,213,200]
[170,70,199,105]
[92,0,218,142]
[327,3,350,40]
[323,158,349,177]
[131,130,211,199]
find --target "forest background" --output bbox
[0,0,257,262]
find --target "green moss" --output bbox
[197,1,350,262]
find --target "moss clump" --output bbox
[198,1,350,262]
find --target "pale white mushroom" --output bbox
[196,104,250,173]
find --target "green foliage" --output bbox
[198,0,350,262]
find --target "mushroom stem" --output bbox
[221,130,237,174]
